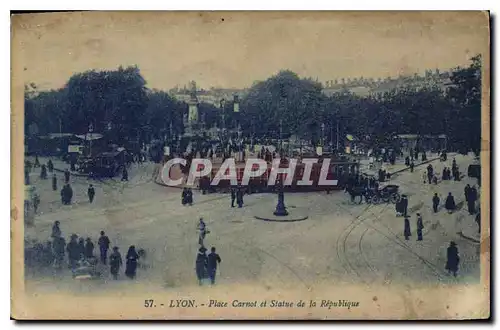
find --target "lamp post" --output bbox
[88,122,94,157]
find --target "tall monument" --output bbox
[187,81,199,123]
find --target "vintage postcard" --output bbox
[11,11,490,320]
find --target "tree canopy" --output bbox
[24,55,483,153]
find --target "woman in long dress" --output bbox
[125,245,139,279]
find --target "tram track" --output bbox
[331,197,448,283]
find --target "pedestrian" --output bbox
[186,188,193,206]
[47,159,54,172]
[475,211,481,234]
[181,188,188,206]
[60,184,73,205]
[207,247,222,285]
[432,193,440,213]
[468,185,478,215]
[84,237,94,260]
[198,217,207,246]
[445,241,460,277]
[77,237,85,261]
[410,161,414,173]
[405,156,410,167]
[236,185,244,208]
[121,167,128,181]
[445,192,456,214]
[66,234,80,271]
[32,190,40,214]
[230,185,236,208]
[400,194,408,217]
[195,246,208,286]
[88,184,95,204]
[40,164,47,180]
[34,155,40,168]
[64,169,70,183]
[25,168,30,185]
[427,164,433,185]
[109,247,123,280]
[125,245,139,279]
[52,235,66,269]
[98,230,111,265]
[442,167,447,180]
[404,216,411,240]
[52,173,57,191]
[416,213,424,241]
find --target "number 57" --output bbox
[144,299,154,307]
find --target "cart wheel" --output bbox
[390,193,401,204]
[371,195,381,204]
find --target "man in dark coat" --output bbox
[98,231,111,265]
[47,159,54,172]
[61,184,73,205]
[236,185,244,208]
[64,169,70,183]
[426,164,434,185]
[207,247,222,285]
[40,164,47,180]
[404,216,411,240]
[445,192,456,214]
[25,168,30,185]
[186,188,193,206]
[416,213,424,241]
[88,184,95,204]
[122,167,129,181]
[400,195,408,217]
[446,241,459,277]
[52,173,57,191]
[84,238,94,260]
[34,155,40,168]
[432,193,440,213]
[77,237,85,260]
[66,234,80,271]
[51,221,61,239]
[230,185,237,208]
[195,247,208,286]
[442,167,447,180]
[410,161,415,173]
[468,185,478,215]
[109,247,123,280]
[181,188,188,206]
[52,235,66,268]
[405,156,410,167]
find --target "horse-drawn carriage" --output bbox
[348,184,401,205]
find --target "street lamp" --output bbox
[88,122,94,157]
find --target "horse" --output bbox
[346,186,367,204]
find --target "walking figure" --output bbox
[125,245,139,279]
[88,184,95,204]
[207,247,222,285]
[445,241,460,277]
[404,216,411,240]
[416,213,424,241]
[432,193,440,213]
[98,231,111,265]
[195,246,208,286]
[197,218,208,246]
[109,247,123,280]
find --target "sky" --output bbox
[12,11,489,91]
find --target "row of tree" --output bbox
[24,55,482,152]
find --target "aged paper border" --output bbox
[10,11,491,320]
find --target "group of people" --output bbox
[50,222,142,280]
